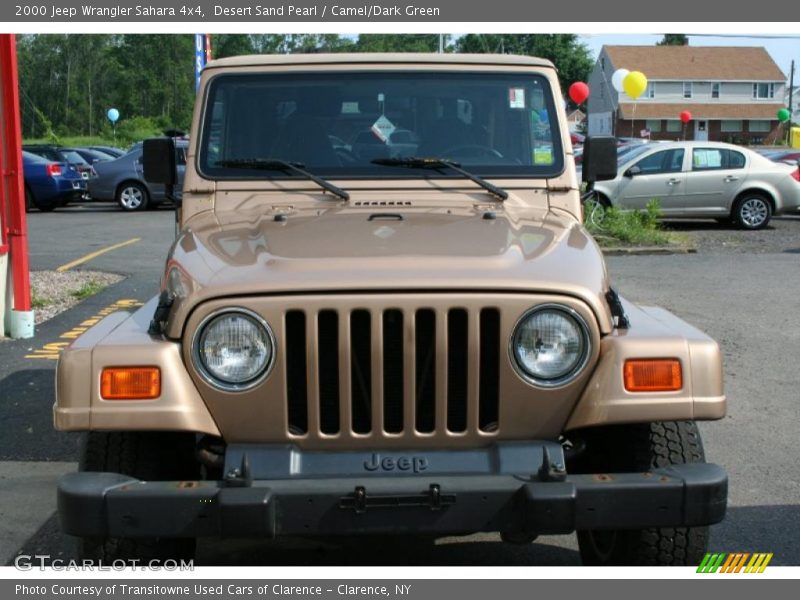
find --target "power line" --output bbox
[689,34,800,40]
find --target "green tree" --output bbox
[354,34,447,53]
[657,34,689,46]
[213,35,255,58]
[18,34,121,137]
[109,35,195,131]
[456,34,593,90]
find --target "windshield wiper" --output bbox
[215,158,349,201]
[371,157,508,201]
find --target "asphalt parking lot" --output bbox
[1,202,799,566]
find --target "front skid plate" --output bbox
[58,463,727,539]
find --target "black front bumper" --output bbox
[58,443,727,539]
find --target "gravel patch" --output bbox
[30,270,124,324]
[663,216,800,255]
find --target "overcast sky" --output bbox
[581,34,800,81]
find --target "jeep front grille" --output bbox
[283,306,501,439]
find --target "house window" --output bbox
[752,83,775,99]
[749,120,771,132]
[711,83,720,99]
[666,120,683,132]
[721,120,743,132]
[683,82,693,98]
[645,119,662,132]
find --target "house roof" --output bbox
[604,46,786,81]
[618,102,784,119]
[567,109,585,119]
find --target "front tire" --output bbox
[116,182,150,211]
[575,421,710,566]
[78,431,198,562]
[732,193,771,230]
[584,192,611,229]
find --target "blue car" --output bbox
[22,150,87,212]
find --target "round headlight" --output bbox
[511,305,590,387]
[194,309,274,390]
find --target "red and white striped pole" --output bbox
[0,33,34,338]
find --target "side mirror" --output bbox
[624,166,642,178]
[143,138,177,186]
[581,136,618,183]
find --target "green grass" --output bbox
[30,291,48,310]
[70,280,107,301]
[584,198,672,247]
[24,135,127,150]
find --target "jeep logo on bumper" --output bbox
[364,453,429,473]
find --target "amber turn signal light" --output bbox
[624,359,682,392]
[101,367,161,400]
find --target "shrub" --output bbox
[584,198,670,246]
[113,116,164,146]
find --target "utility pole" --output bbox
[787,60,794,145]
[438,34,444,54]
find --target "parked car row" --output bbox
[21,141,185,212]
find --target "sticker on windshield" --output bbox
[509,88,526,109]
[371,115,396,143]
[533,145,554,165]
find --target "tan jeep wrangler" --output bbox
[54,53,727,565]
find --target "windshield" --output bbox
[617,144,651,166]
[199,71,564,179]
[62,150,90,165]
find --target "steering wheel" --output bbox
[440,145,504,160]
[334,147,358,165]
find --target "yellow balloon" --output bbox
[623,71,648,99]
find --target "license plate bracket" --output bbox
[339,484,456,514]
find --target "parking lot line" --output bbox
[56,237,141,272]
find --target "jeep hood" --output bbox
[163,205,613,337]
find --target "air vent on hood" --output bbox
[353,200,413,207]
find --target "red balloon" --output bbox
[569,82,590,105]
[680,110,692,124]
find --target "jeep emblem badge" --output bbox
[364,453,429,473]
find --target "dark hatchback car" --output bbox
[22,144,96,182]
[73,147,116,165]
[22,150,87,211]
[87,145,126,159]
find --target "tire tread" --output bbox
[78,432,197,563]
[576,421,710,566]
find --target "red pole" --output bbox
[0,34,31,313]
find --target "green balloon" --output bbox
[777,108,791,122]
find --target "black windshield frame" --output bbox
[197,70,565,181]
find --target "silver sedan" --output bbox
[593,141,800,229]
